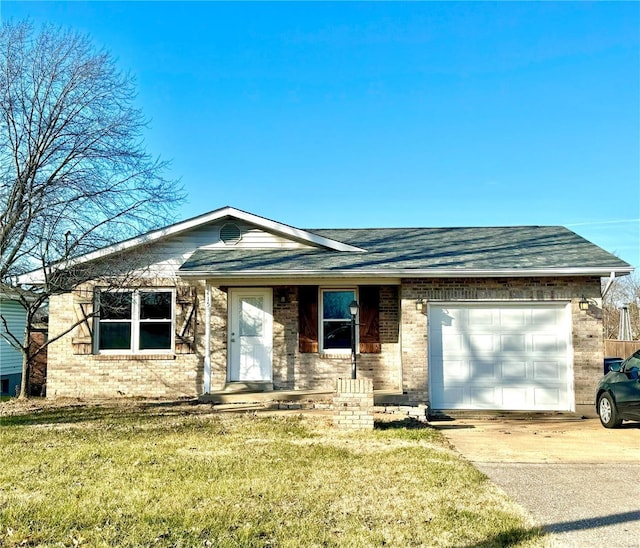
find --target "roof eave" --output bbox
[177,266,635,279]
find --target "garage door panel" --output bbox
[442,333,463,353]
[469,334,495,352]
[439,386,466,407]
[531,308,563,327]
[532,334,564,352]
[501,360,527,379]
[468,308,494,326]
[502,387,529,407]
[446,360,468,381]
[501,308,527,327]
[533,360,562,380]
[428,303,572,411]
[534,387,562,406]
[470,360,495,379]
[501,335,526,352]
[469,386,496,406]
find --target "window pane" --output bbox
[99,322,132,350]
[323,320,352,350]
[323,291,354,320]
[140,292,172,320]
[624,353,640,371]
[100,293,132,320]
[240,297,264,337]
[139,322,172,350]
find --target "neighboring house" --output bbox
[0,293,27,397]
[21,206,633,415]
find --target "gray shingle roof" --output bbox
[178,226,631,277]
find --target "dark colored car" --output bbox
[596,349,640,428]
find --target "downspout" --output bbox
[601,271,616,300]
[203,282,211,394]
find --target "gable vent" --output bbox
[220,223,242,245]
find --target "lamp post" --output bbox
[349,300,359,379]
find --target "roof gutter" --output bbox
[177,266,635,279]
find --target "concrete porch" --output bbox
[199,386,409,406]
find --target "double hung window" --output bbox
[97,290,174,353]
[320,289,357,352]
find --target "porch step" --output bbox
[200,389,408,406]
[373,391,409,405]
[223,382,274,393]
[200,389,334,405]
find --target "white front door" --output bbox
[228,289,273,382]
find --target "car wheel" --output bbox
[598,393,622,428]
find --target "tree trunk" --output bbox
[18,327,31,399]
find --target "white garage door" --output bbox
[428,303,572,411]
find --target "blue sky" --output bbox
[2,1,639,268]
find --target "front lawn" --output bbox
[0,401,544,547]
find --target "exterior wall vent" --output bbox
[220,223,242,245]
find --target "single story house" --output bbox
[24,206,633,415]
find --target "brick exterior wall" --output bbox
[46,280,206,398]
[400,277,604,411]
[46,276,605,414]
[209,286,228,391]
[272,286,401,392]
[272,286,298,390]
[208,285,402,393]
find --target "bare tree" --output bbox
[602,272,640,340]
[0,21,184,398]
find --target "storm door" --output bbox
[228,289,273,382]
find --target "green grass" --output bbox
[0,401,545,547]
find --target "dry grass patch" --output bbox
[0,400,545,547]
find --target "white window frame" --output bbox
[95,288,175,354]
[319,287,358,354]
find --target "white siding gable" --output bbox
[200,221,315,249]
[131,220,318,278]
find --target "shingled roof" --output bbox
[178,225,632,278]
[17,206,633,285]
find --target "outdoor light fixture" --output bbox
[416,298,424,311]
[579,296,597,311]
[276,289,287,304]
[349,300,359,379]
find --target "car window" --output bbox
[623,353,640,372]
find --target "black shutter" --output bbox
[298,286,318,353]
[359,286,381,353]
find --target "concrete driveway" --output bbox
[431,417,640,547]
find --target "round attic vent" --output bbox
[220,222,241,245]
